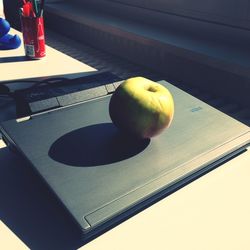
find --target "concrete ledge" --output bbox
[45,1,250,107]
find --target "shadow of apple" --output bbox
[49,123,150,167]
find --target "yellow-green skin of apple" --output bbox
[109,77,174,139]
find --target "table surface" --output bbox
[0,30,250,250]
[0,29,96,82]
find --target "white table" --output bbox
[1,30,250,250]
[0,29,96,82]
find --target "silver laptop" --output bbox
[1,80,249,239]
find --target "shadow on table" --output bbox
[0,56,30,63]
[0,147,83,250]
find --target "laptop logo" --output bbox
[191,106,203,112]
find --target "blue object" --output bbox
[0,18,10,37]
[0,18,21,50]
[0,34,22,50]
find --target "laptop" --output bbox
[1,78,249,240]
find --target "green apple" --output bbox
[109,77,174,139]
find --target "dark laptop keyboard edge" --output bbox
[14,72,124,117]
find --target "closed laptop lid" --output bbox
[1,81,249,238]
